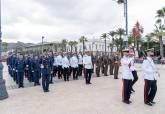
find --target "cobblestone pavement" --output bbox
[0,63,165,114]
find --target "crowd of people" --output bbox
[6,48,159,106]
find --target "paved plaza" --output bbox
[0,63,165,114]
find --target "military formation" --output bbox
[6,48,159,106]
[7,49,120,91]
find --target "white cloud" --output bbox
[1,0,165,43]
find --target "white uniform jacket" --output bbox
[121,56,134,80]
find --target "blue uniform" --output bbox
[41,56,51,92]
[26,57,34,82]
[49,55,54,83]
[15,58,25,88]
[32,58,41,86]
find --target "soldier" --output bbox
[7,52,12,77]
[49,52,54,84]
[41,50,52,92]
[15,54,26,88]
[11,53,17,83]
[103,55,109,76]
[78,52,83,76]
[129,49,138,92]
[32,55,41,86]
[109,53,115,75]
[52,52,58,77]
[113,53,120,79]
[95,55,101,77]
[142,48,160,106]
[101,54,105,74]
[56,52,63,79]
[121,49,133,104]
[83,51,93,84]
[70,53,79,80]
[62,52,70,81]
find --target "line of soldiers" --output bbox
[6,50,120,92]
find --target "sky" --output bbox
[1,0,165,43]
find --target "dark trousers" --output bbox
[34,71,40,85]
[72,67,78,80]
[53,66,58,77]
[63,68,69,81]
[109,63,114,75]
[84,69,92,84]
[78,64,83,76]
[144,79,157,103]
[131,70,138,88]
[114,63,119,79]
[58,65,63,79]
[122,79,132,102]
[96,66,100,77]
[17,72,24,87]
[42,74,50,91]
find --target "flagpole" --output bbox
[0,0,8,100]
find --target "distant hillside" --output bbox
[2,41,34,52]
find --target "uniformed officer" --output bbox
[56,52,63,79]
[109,53,115,75]
[78,52,83,76]
[62,52,70,81]
[41,50,51,92]
[15,54,25,88]
[121,49,133,104]
[103,55,109,76]
[32,55,41,86]
[129,49,138,92]
[70,53,79,80]
[52,52,58,77]
[95,55,101,77]
[7,52,12,77]
[83,51,93,84]
[114,53,120,79]
[11,53,18,83]
[142,48,160,106]
[49,52,54,84]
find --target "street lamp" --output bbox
[114,0,128,47]
[0,0,8,100]
[41,36,44,53]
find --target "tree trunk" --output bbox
[83,41,84,54]
[105,39,106,53]
[71,46,73,53]
[159,36,164,57]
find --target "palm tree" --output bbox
[68,41,78,53]
[108,31,116,52]
[151,19,165,57]
[115,28,125,56]
[101,33,109,53]
[61,39,67,52]
[79,36,88,53]
[145,34,152,49]
[156,7,165,25]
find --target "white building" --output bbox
[66,38,117,53]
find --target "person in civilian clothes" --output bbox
[41,50,52,92]
[15,54,26,88]
[62,52,70,81]
[56,52,63,79]
[83,51,93,85]
[129,49,138,92]
[142,48,160,106]
[78,52,83,76]
[121,49,134,104]
[70,53,79,80]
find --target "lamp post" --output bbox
[114,0,128,47]
[41,36,44,53]
[0,0,8,100]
